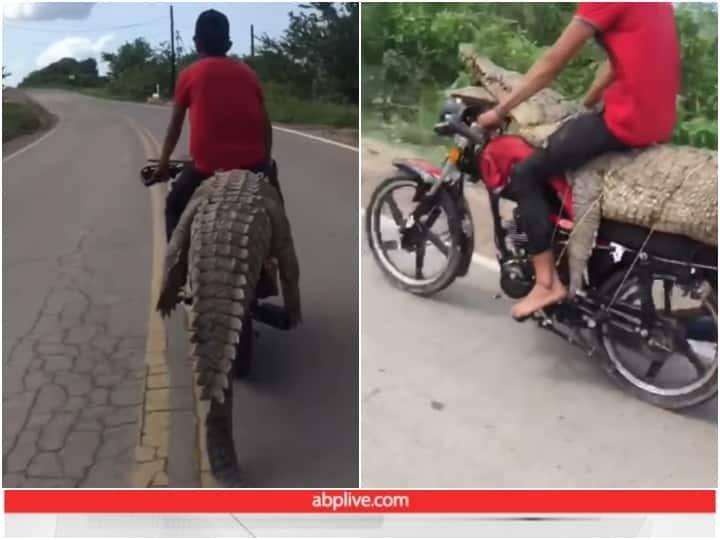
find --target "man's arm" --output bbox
[158,104,186,167]
[582,59,613,108]
[478,19,596,126]
[262,104,273,163]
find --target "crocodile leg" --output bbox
[263,185,302,328]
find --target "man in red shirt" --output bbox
[152,9,276,240]
[477,2,680,320]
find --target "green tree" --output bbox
[20,57,101,88]
[254,2,358,103]
[101,38,154,81]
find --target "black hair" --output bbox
[194,9,231,56]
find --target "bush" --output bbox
[3,102,43,142]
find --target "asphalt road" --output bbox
[361,211,717,488]
[3,90,359,488]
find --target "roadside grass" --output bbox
[264,84,357,128]
[362,82,448,148]
[362,86,449,163]
[72,86,140,103]
[267,95,357,128]
[21,83,358,129]
[27,84,155,104]
[2,100,50,142]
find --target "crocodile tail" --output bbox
[188,170,272,403]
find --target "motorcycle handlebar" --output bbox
[446,116,487,146]
[139,160,187,187]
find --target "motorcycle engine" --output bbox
[499,214,534,298]
[500,259,534,299]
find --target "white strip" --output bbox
[472,252,500,272]
[272,125,358,152]
[2,123,59,163]
[465,187,501,271]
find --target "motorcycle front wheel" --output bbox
[366,176,464,296]
[597,270,717,410]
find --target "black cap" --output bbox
[194,9,231,55]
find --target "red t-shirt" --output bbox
[575,2,680,146]
[175,57,266,175]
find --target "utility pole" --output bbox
[250,24,255,57]
[170,5,176,95]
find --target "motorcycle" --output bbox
[365,98,717,410]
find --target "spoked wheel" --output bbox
[598,271,718,410]
[366,176,464,296]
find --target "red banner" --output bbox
[4,489,716,514]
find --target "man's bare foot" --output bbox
[511,280,567,320]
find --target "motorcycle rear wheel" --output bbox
[234,316,253,379]
[366,176,464,296]
[597,269,717,410]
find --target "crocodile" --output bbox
[157,168,301,486]
[456,45,717,294]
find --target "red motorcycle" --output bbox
[366,98,717,409]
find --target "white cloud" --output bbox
[4,2,95,20]
[36,34,114,69]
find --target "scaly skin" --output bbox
[458,44,584,142]
[157,168,301,486]
[458,45,718,294]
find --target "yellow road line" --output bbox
[125,118,213,487]
[125,119,171,488]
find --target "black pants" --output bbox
[511,112,628,255]
[165,160,284,241]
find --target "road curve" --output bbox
[3,90,359,488]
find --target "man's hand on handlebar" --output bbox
[476,107,506,129]
[148,160,170,186]
[139,159,184,186]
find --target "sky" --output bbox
[2,2,300,86]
